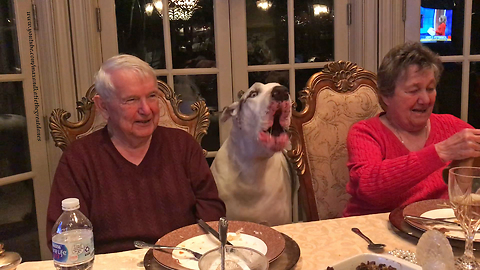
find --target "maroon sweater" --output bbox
[344,113,472,216]
[47,126,225,254]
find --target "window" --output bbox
[0,0,51,260]
[406,0,480,127]
[99,0,348,153]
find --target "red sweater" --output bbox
[47,126,225,254]
[436,22,446,36]
[343,113,472,216]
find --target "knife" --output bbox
[404,215,459,227]
[198,219,234,245]
[219,218,228,270]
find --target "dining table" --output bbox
[16,212,476,270]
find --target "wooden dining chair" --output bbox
[49,80,210,154]
[286,61,383,221]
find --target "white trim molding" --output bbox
[349,0,378,72]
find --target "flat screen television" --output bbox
[420,7,453,43]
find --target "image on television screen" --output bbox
[420,7,452,43]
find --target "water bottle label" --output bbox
[52,236,94,265]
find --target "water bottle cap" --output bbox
[62,198,80,210]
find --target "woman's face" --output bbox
[382,65,437,132]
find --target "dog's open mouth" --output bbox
[266,110,286,136]
[258,100,291,152]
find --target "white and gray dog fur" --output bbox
[211,82,295,226]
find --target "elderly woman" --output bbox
[435,15,447,36]
[343,42,480,217]
[47,55,225,253]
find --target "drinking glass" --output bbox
[198,246,268,270]
[448,166,480,269]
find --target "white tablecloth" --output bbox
[16,212,454,269]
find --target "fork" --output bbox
[134,240,203,260]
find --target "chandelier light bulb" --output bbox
[313,4,329,16]
[256,0,272,11]
[145,3,154,16]
[153,0,163,13]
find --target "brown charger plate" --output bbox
[389,206,423,240]
[402,199,480,242]
[402,199,452,232]
[152,221,286,270]
[389,203,480,249]
[144,232,300,270]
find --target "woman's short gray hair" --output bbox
[95,54,156,100]
[439,15,447,23]
[377,42,443,98]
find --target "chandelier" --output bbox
[148,0,200,21]
[172,0,199,11]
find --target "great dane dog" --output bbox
[211,82,295,226]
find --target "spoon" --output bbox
[133,240,203,260]
[351,228,386,250]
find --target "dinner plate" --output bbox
[402,199,480,242]
[153,221,286,270]
[144,232,300,270]
[389,204,480,249]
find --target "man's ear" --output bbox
[93,95,110,120]
[220,102,239,122]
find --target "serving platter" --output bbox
[326,253,421,270]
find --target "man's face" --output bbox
[97,69,160,145]
[383,65,437,131]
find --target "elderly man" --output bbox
[46,55,225,253]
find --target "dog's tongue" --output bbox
[258,132,289,152]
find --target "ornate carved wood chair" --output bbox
[287,61,383,221]
[49,80,210,154]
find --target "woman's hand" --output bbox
[435,128,480,162]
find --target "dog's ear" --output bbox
[237,90,245,100]
[220,102,239,122]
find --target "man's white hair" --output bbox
[95,54,156,100]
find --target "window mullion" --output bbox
[161,0,174,88]
[461,0,473,121]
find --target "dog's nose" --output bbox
[271,85,289,101]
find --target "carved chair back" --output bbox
[287,61,383,221]
[49,80,210,154]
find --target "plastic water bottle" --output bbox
[52,198,94,270]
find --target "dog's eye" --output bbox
[248,91,259,98]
